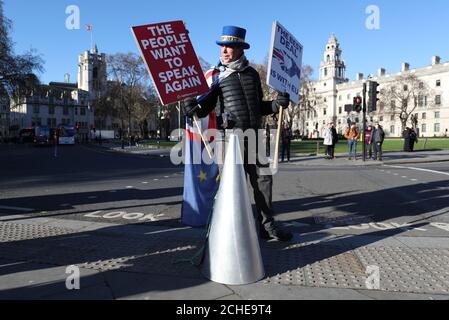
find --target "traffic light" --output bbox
[368,81,380,112]
[353,96,362,113]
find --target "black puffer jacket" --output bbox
[197,66,276,130]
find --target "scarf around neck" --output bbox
[220,54,249,72]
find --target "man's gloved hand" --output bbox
[217,113,237,129]
[276,92,290,109]
[181,97,199,118]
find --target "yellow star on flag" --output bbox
[197,170,207,183]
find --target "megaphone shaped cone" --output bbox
[200,134,265,285]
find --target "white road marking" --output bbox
[410,179,418,182]
[401,176,408,179]
[0,205,34,212]
[84,210,165,222]
[385,165,449,177]
[125,186,134,189]
[164,176,169,178]
[141,182,149,184]
[153,179,159,181]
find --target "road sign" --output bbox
[132,20,209,105]
[267,21,303,104]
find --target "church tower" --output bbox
[319,33,346,83]
[77,45,107,100]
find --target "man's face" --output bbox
[221,45,244,64]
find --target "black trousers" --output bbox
[282,141,291,161]
[374,142,383,160]
[366,143,373,158]
[325,145,333,158]
[244,163,275,231]
[216,131,276,232]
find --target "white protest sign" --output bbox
[267,21,303,104]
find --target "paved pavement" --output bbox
[1,142,449,301]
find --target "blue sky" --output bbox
[5,0,449,84]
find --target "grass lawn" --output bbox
[141,140,179,148]
[292,138,449,155]
[142,138,449,155]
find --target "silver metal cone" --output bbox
[200,133,265,285]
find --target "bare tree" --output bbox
[103,52,153,137]
[250,59,278,127]
[296,65,323,137]
[134,87,160,138]
[380,74,434,133]
[251,59,320,137]
[0,0,43,101]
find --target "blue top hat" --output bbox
[216,26,250,49]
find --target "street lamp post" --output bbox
[128,108,131,147]
[362,82,367,162]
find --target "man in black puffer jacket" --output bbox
[183,26,292,242]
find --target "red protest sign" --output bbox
[132,20,209,106]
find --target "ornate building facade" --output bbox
[298,34,449,138]
[9,47,108,140]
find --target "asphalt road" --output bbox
[1,143,448,239]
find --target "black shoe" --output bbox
[260,227,293,242]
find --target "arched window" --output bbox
[327,55,330,62]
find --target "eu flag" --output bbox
[181,114,219,227]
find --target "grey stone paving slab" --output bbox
[354,246,449,294]
[105,271,233,300]
[42,284,114,300]
[0,260,104,300]
[262,244,367,290]
[230,283,372,300]
[356,289,449,300]
[0,221,76,243]
[396,236,449,249]
[406,247,449,289]
[42,219,108,232]
[337,235,409,249]
[2,218,449,299]
[216,294,243,300]
[0,215,27,221]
